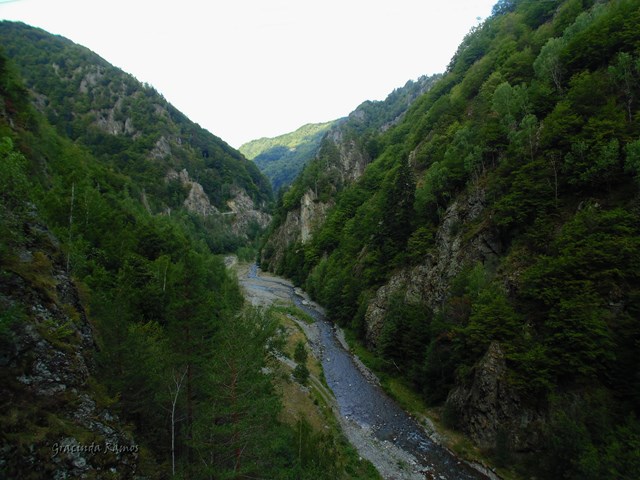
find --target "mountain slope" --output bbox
[0,21,272,250]
[240,121,335,191]
[0,26,374,479]
[260,73,442,273]
[260,1,640,478]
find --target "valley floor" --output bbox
[230,259,497,480]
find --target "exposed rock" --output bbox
[166,168,220,216]
[150,135,172,160]
[261,208,302,269]
[0,222,138,478]
[94,98,134,136]
[364,187,500,347]
[226,186,272,236]
[78,68,105,94]
[259,126,363,270]
[30,91,50,115]
[445,342,545,452]
[164,170,271,238]
[300,189,333,244]
[328,128,370,184]
[260,187,333,269]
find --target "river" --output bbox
[239,263,495,480]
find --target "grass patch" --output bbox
[270,306,380,479]
[6,251,58,302]
[272,302,315,324]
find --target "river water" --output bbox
[240,264,492,480]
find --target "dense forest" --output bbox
[261,0,640,478]
[0,24,375,479]
[0,21,273,255]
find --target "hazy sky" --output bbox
[0,0,496,147]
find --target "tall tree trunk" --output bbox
[170,368,187,477]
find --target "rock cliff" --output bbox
[445,342,545,452]
[364,187,501,347]
[165,169,272,237]
[225,186,272,236]
[260,74,441,272]
[166,168,220,216]
[262,188,333,269]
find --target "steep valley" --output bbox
[2,0,640,478]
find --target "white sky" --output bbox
[0,0,496,147]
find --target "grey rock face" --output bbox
[0,224,138,478]
[166,168,220,216]
[261,187,333,270]
[364,187,500,347]
[445,342,545,452]
[327,128,370,184]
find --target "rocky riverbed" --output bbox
[237,262,497,480]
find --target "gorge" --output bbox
[2,0,640,478]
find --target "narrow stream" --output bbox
[242,264,491,480]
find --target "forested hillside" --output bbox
[260,73,442,269]
[260,0,640,478]
[0,26,373,479]
[0,21,272,253]
[240,121,335,191]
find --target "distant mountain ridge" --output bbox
[242,74,442,192]
[240,121,335,191]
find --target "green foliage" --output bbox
[461,285,521,357]
[240,121,335,191]
[293,340,308,364]
[191,308,285,478]
[0,42,357,478]
[0,21,272,222]
[521,207,639,382]
[293,362,310,385]
[377,291,431,387]
[625,138,640,184]
[292,340,310,384]
[259,1,640,476]
[541,391,640,480]
[0,136,31,257]
[0,137,30,211]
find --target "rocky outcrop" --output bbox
[94,98,136,136]
[300,189,333,243]
[0,222,138,478]
[165,170,272,238]
[445,342,545,452]
[166,168,220,216]
[149,135,172,160]
[327,128,370,184]
[261,188,332,269]
[364,187,500,347]
[78,66,105,94]
[226,186,272,236]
